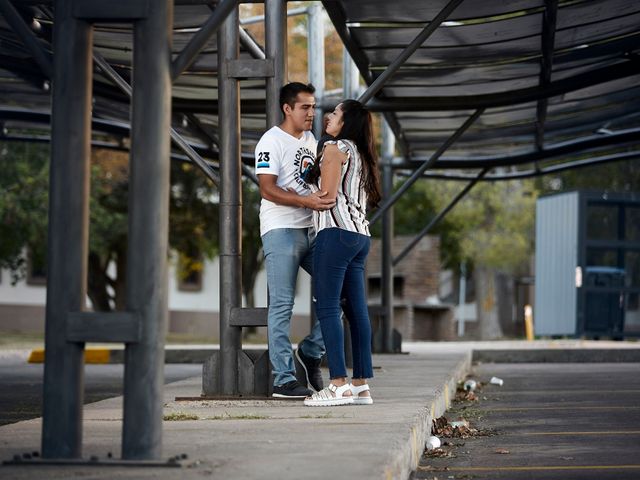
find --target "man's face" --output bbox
[287,93,316,132]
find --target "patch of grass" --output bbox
[164,412,199,421]
[204,412,270,420]
[0,331,44,348]
[299,411,349,419]
[450,405,485,421]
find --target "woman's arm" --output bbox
[320,144,348,202]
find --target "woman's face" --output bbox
[325,104,344,137]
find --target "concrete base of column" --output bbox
[203,349,271,396]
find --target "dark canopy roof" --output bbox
[1,0,639,180]
[323,0,640,178]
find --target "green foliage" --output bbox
[169,161,220,279]
[376,177,538,273]
[0,141,49,283]
[0,144,223,310]
[453,181,537,271]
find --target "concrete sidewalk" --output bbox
[0,348,471,480]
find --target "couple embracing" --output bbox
[255,82,380,407]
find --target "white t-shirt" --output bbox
[255,126,318,236]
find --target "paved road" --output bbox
[0,353,201,426]
[415,362,640,480]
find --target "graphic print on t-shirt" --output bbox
[257,151,271,168]
[294,146,315,190]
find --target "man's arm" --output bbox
[258,174,335,210]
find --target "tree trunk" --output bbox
[87,251,112,311]
[495,272,516,336]
[114,245,127,310]
[474,265,503,340]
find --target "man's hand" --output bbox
[303,190,336,211]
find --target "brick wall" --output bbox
[367,235,441,303]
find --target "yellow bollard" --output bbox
[524,304,534,341]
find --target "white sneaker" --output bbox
[303,383,354,407]
[350,383,373,405]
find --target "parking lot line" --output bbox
[484,405,640,411]
[520,430,640,436]
[419,465,640,472]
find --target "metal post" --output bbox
[308,3,324,138]
[218,5,242,395]
[265,0,287,128]
[41,0,92,459]
[457,262,467,336]
[122,0,173,459]
[380,121,395,352]
[342,47,359,100]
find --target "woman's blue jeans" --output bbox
[313,227,373,380]
[262,227,325,387]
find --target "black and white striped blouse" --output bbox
[312,139,370,236]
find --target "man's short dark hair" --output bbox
[279,82,315,114]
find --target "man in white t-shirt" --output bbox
[256,82,335,398]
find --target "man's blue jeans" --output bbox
[313,227,373,380]
[262,227,325,387]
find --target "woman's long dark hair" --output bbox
[306,100,381,207]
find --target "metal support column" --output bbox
[380,121,395,352]
[218,5,242,396]
[535,0,558,151]
[265,0,287,128]
[308,3,324,138]
[41,0,92,458]
[342,48,359,100]
[122,0,173,459]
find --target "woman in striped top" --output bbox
[303,100,381,407]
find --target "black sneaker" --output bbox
[295,348,324,392]
[272,380,312,398]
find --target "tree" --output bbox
[0,141,49,284]
[384,176,537,339]
[0,142,221,313]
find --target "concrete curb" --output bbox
[384,351,472,479]
[28,347,115,364]
[27,347,214,364]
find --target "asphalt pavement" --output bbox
[0,350,202,426]
[415,362,640,479]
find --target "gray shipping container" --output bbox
[535,191,580,336]
[535,191,639,338]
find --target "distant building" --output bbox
[367,235,456,341]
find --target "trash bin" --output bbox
[583,266,625,336]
